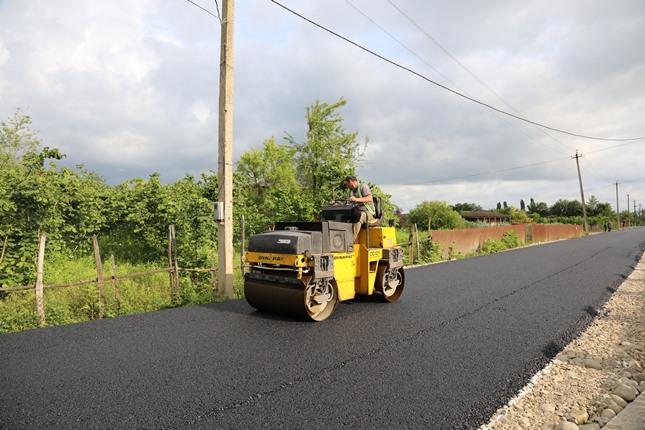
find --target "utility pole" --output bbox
[615,182,620,230]
[572,150,589,233]
[627,194,630,227]
[634,200,638,226]
[217,0,235,298]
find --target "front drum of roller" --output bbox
[244,274,338,322]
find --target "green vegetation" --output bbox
[0,99,393,333]
[0,99,636,333]
[481,231,522,255]
[495,197,620,230]
[408,200,466,230]
[402,195,626,232]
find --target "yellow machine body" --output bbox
[243,222,405,321]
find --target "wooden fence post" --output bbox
[210,253,217,292]
[168,225,180,302]
[0,235,7,265]
[111,255,121,315]
[415,224,421,262]
[240,214,245,264]
[168,225,174,292]
[408,227,415,265]
[35,233,46,326]
[93,235,104,319]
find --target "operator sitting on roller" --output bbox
[345,175,376,239]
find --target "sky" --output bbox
[1,0,644,212]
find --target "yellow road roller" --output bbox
[243,201,405,321]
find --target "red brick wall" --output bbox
[531,224,583,243]
[430,224,582,259]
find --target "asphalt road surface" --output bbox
[2,228,645,430]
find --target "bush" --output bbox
[481,231,522,255]
[422,241,443,263]
[481,239,506,254]
[502,230,521,249]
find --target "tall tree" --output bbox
[285,98,366,211]
[586,195,600,216]
[235,137,312,234]
[0,109,41,170]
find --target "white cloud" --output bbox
[0,0,644,211]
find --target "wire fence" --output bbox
[0,226,218,326]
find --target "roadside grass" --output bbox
[0,252,244,334]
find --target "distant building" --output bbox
[461,210,510,226]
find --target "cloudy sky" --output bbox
[1,0,644,212]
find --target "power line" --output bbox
[582,157,611,182]
[585,140,644,154]
[185,0,219,20]
[405,157,569,185]
[214,0,221,21]
[344,0,570,156]
[270,0,645,143]
[384,0,573,155]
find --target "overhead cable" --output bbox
[186,0,219,20]
[270,0,645,143]
[384,0,573,153]
[407,157,569,185]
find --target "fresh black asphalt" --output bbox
[1,227,644,429]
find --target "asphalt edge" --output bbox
[480,242,645,430]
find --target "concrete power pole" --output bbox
[217,0,235,298]
[615,182,620,230]
[572,150,589,233]
[627,194,630,227]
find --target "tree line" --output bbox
[404,196,628,232]
[496,196,632,228]
[1,99,631,289]
[0,99,393,288]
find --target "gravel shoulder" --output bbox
[480,251,645,430]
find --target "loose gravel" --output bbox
[480,253,645,430]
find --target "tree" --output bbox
[528,198,550,217]
[102,174,171,263]
[550,199,582,217]
[0,110,80,285]
[594,202,613,218]
[520,199,526,211]
[0,108,42,170]
[234,137,312,234]
[506,206,530,224]
[452,202,482,213]
[238,98,399,228]
[408,201,465,230]
[285,98,366,211]
[586,195,601,216]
